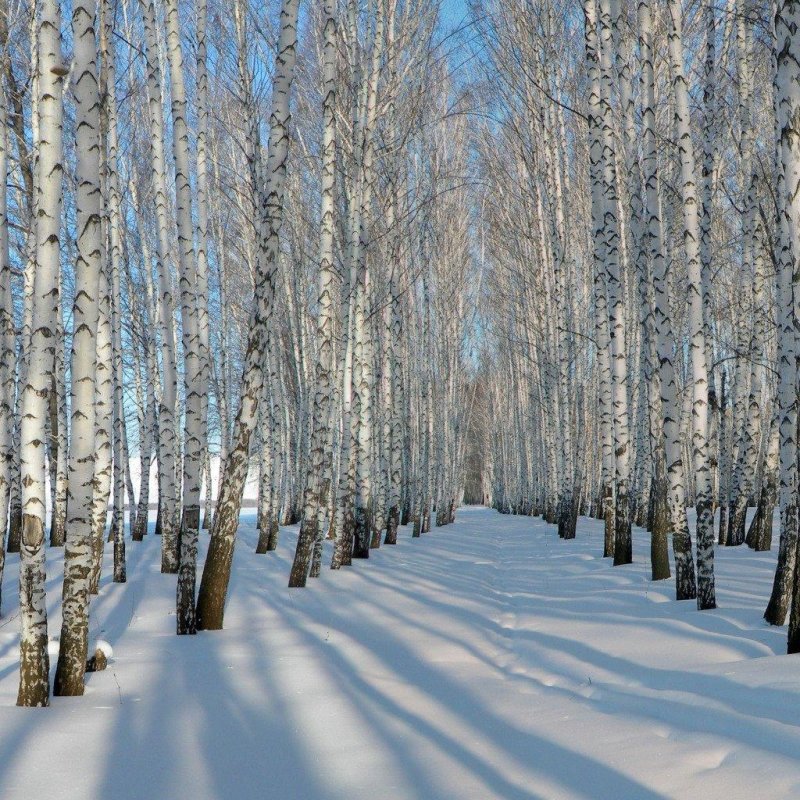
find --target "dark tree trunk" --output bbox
[384,504,399,544]
[650,454,670,581]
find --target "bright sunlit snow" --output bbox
[0,508,796,800]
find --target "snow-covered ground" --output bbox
[0,507,797,799]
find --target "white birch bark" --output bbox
[101,0,126,583]
[289,0,337,586]
[196,0,211,520]
[138,0,179,561]
[768,0,800,639]
[598,0,632,566]
[54,0,103,697]
[89,240,113,596]
[638,0,696,600]
[700,0,718,511]
[7,26,38,557]
[196,0,300,630]
[667,0,716,610]
[162,0,204,631]
[0,5,15,613]
[18,0,67,706]
[584,0,615,558]
[728,173,765,546]
[726,1,756,545]
[350,0,385,557]
[48,293,67,548]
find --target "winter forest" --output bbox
[1,0,800,796]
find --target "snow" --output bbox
[93,639,113,660]
[0,507,798,799]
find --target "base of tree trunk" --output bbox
[384,506,399,544]
[613,488,632,566]
[602,486,614,558]
[85,649,108,673]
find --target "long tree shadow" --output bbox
[273,587,671,800]
[93,618,336,800]
[508,627,800,742]
[0,523,164,796]
[94,523,336,800]
[2,506,790,798]
[350,540,782,670]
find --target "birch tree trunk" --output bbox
[584,0,615,559]
[49,305,67,548]
[101,0,126,583]
[196,0,300,631]
[195,0,211,526]
[668,0,716,610]
[162,0,203,633]
[638,0,696,599]
[598,0,632,566]
[54,0,103,697]
[700,0,718,514]
[89,241,113,597]
[382,27,403,544]
[726,4,756,546]
[350,0,386,559]
[0,3,14,613]
[18,0,67,706]
[138,0,180,567]
[289,0,337,586]
[768,0,800,639]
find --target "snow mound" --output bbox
[47,638,60,659]
[93,640,113,659]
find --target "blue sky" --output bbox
[440,0,469,28]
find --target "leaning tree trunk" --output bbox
[748,414,778,552]
[195,0,300,631]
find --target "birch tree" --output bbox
[139,0,179,565]
[162,0,204,632]
[772,0,800,646]
[18,0,67,706]
[667,0,716,610]
[0,0,14,614]
[289,0,337,587]
[196,0,300,630]
[54,0,104,697]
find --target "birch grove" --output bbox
[0,0,799,711]
[476,0,800,633]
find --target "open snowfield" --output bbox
[0,507,797,800]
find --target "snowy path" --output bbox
[0,507,798,799]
